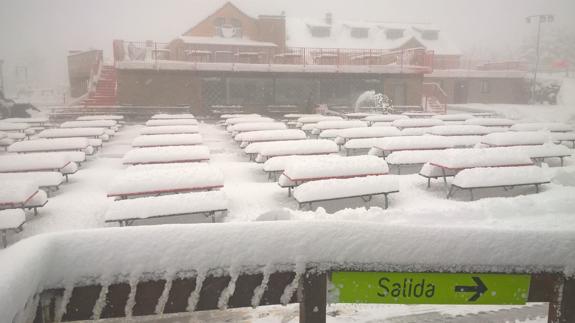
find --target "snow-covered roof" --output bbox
[285,18,461,55]
[179,36,277,47]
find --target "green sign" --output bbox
[331,272,531,305]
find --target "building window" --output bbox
[350,28,369,38]
[421,30,439,40]
[308,25,331,38]
[385,29,404,39]
[481,80,490,93]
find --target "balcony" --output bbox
[113,40,434,74]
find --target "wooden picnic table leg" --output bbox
[384,194,389,209]
[1,230,7,248]
[535,184,540,193]
[446,185,455,199]
[210,211,216,223]
[427,177,431,189]
[560,157,565,167]
[397,165,401,175]
[469,189,475,201]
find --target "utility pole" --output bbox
[526,14,554,103]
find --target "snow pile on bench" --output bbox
[263,155,341,173]
[228,122,287,133]
[140,125,199,135]
[363,114,408,123]
[0,172,64,190]
[293,175,398,203]
[511,143,572,159]
[235,129,306,146]
[373,135,455,154]
[334,127,401,145]
[419,162,458,178]
[61,120,118,129]
[392,118,443,128]
[105,191,228,223]
[465,118,515,127]
[452,166,551,188]
[428,125,491,136]
[0,154,70,172]
[310,120,368,134]
[77,115,124,121]
[510,123,573,132]
[8,138,91,153]
[429,148,533,169]
[256,139,338,162]
[108,164,224,197]
[146,119,199,127]
[0,209,25,231]
[132,134,203,147]
[0,180,38,205]
[37,128,106,139]
[123,146,210,165]
[151,113,195,120]
[296,115,343,124]
[481,132,549,147]
[399,127,434,136]
[225,117,274,126]
[386,150,446,166]
[282,155,389,182]
[0,122,29,131]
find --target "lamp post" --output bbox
[526,14,554,103]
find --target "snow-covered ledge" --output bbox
[1,221,574,321]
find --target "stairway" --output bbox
[81,65,117,106]
[422,82,447,114]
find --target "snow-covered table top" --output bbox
[372,135,455,153]
[37,128,106,139]
[452,166,551,188]
[429,148,533,170]
[511,144,572,159]
[310,120,368,133]
[363,114,408,122]
[122,146,210,165]
[220,114,260,120]
[1,117,48,124]
[108,164,223,197]
[0,154,70,172]
[386,150,447,165]
[224,117,274,126]
[0,180,39,205]
[145,119,199,127]
[228,122,287,134]
[0,209,25,230]
[335,127,401,143]
[428,125,491,136]
[0,172,64,188]
[283,155,389,181]
[481,132,549,147]
[0,122,29,131]
[105,191,228,222]
[464,118,515,127]
[61,120,118,128]
[235,129,306,144]
[432,114,474,122]
[76,115,124,121]
[510,123,573,133]
[263,155,341,172]
[8,138,90,153]
[293,175,399,203]
[151,113,195,120]
[296,115,343,124]
[256,139,339,160]
[132,134,203,147]
[140,125,199,135]
[392,118,444,129]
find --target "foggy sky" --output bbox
[0,0,574,92]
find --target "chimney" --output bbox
[325,12,332,25]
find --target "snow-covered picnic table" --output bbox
[392,118,444,129]
[334,127,401,146]
[427,125,492,136]
[0,209,25,247]
[235,129,306,148]
[402,112,436,118]
[262,155,341,179]
[131,134,203,147]
[141,125,200,135]
[432,114,474,122]
[108,164,224,199]
[37,128,108,140]
[61,120,119,130]
[278,155,389,195]
[145,119,199,127]
[293,175,399,210]
[0,180,48,215]
[122,145,210,165]
[283,114,318,120]
[510,122,573,133]
[0,172,64,193]
[0,122,30,132]
[151,113,195,120]
[310,120,368,135]
[511,143,572,166]
[363,114,407,124]
[224,117,274,126]
[76,115,124,121]
[0,154,72,173]
[385,150,447,174]
[464,118,515,127]
[227,122,287,134]
[551,132,575,147]
[481,131,549,147]
[255,139,339,163]
[105,191,228,226]
[295,115,343,126]
[1,117,49,125]
[220,113,260,120]
[369,135,455,157]
[8,138,94,155]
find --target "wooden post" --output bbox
[548,276,575,323]
[299,272,327,323]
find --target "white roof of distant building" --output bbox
[285,18,461,55]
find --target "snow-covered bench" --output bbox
[0,153,78,180]
[145,119,199,127]
[363,114,407,125]
[392,118,443,129]
[122,146,210,165]
[510,123,573,133]
[255,139,339,163]
[235,129,307,148]
[293,175,399,210]
[278,155,389,195]
[220,113,260,120]
[262,155,341,180]
[8,138,94,155]
[105,191,228,226]
[551,132,575,147]
[0,172,64,194]
[295,115,343,128]
[432,114,474,122]
[227,122,287,135]
[481,132,549,147]
[37,128,108,141]
[107,164,224,199]
[402,112,437,118]
[140,125,199,135]
[511,144,572,167]
[334,127,401,145]
[2,117,49,125]
[310,120,368,136]
[61,120,119,131]
[224,117,274,126]
[244,139,318,161]
[77,115,124,121]
[464,118,515,127]
[427,125,492,136]
[447,166,551,200]
[0,180,48,215]
[369,135,455,157]
[131,134,203,148]
[385,150,448,174]
[151,113,196,120]
[0,122,30,133]
[0,209,26,248]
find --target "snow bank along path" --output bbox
[1,220,574,322]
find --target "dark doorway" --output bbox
[454,80,468,103]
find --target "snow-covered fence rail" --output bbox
[1,222,574,322]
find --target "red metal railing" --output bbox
[113,40,434,73]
